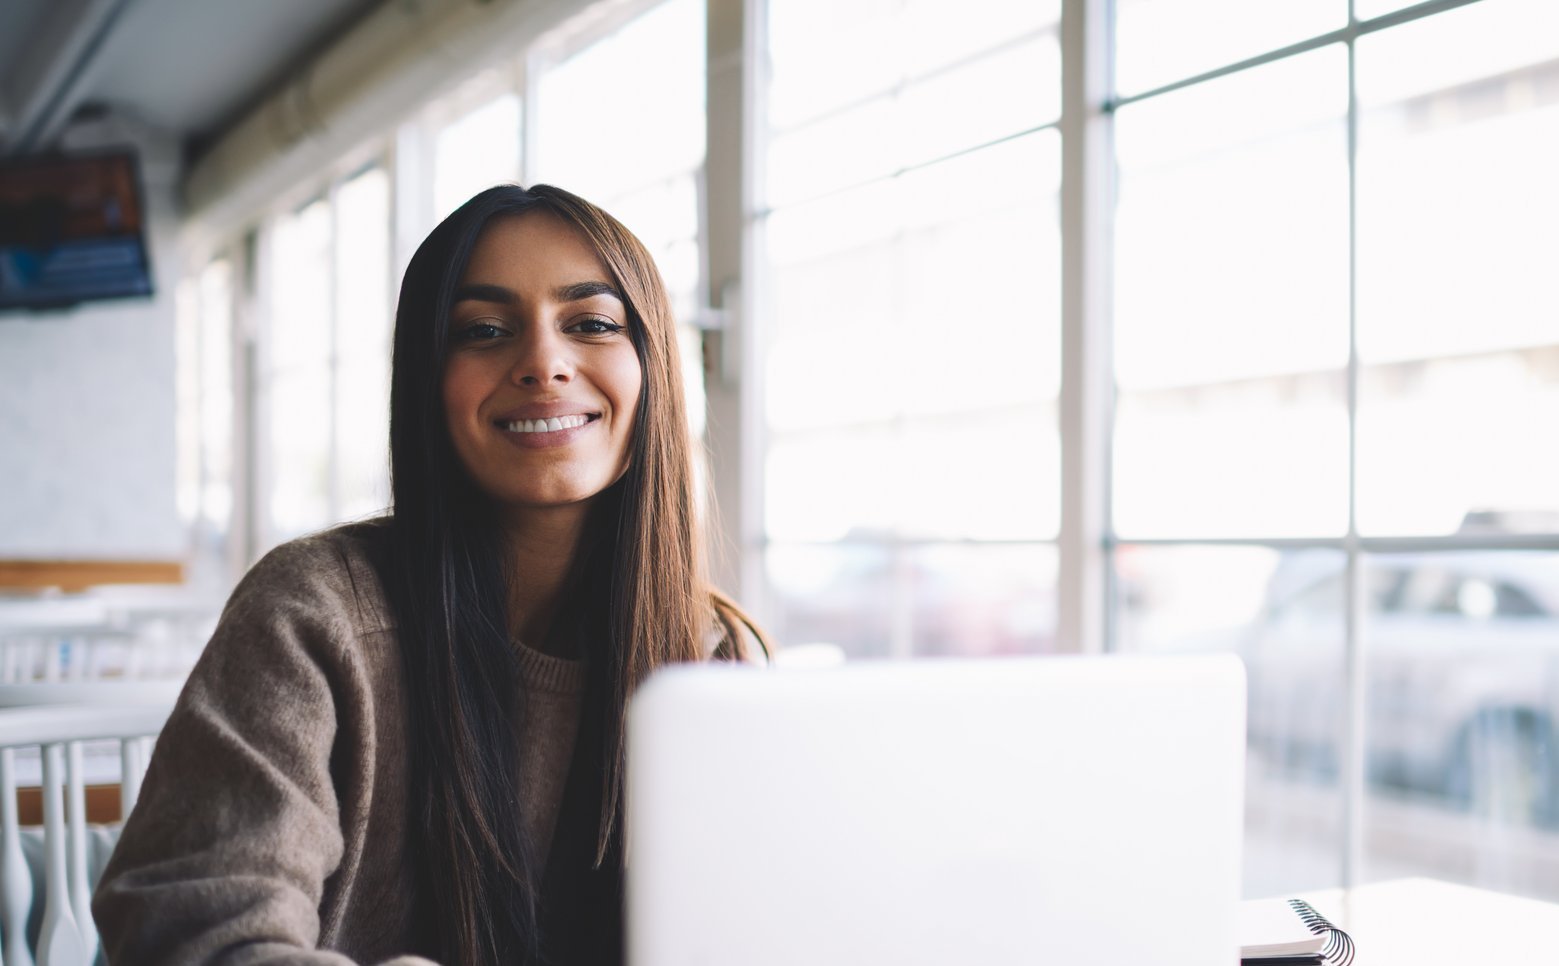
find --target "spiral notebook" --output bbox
[1239,898,1356,965]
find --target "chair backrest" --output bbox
[0,592,216,684]
[1,701,175,966]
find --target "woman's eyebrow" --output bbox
[451,281,622,304]
[555,280,623,303]
[452,282,515,304]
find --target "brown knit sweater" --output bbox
[92,522,585,965]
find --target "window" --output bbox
[174,257,235,583]
[1113,47,1350,539]
[1110,0,1559,900]
[334,169,395,521]
[260,165,393,545]
[1355,2,1559,537]
[430,74,523,221]
[758,0,1063,659]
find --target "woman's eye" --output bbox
[570,317,626,336]
[455,320,507,341]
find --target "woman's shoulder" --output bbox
[230,517,397,636]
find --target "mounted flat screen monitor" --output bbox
[0,151,154,311]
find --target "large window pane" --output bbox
[432,85,521,220]
[337,356,390,521]
[267,200,334,541]
[897,408,1058,541]
[765,1,1058,207]
[766,427,900,543]
[768,0,891,125]
[761,0,1062,656]
[770,36,1057,205]
[1358,355,1559,537]
[896,35,1058,169]
[1115,49,1348,389]
[765,132,1060,542]
[766,542,897,659]
[767,98,899,208]
[766,132,1061,427]
[1356,0,1559,536]
[766,542,1056,660]
[268,200,331,374]
[534,0,704,203]
[1114,375,1349,538]
[1362,552,1559,901]
[266,369,332,540]
[1115,0,1344,96]
[175,277,199,527]
[1113,49,1349,539]
[768,0,1058,132]
[196,259,233,547]
[1117,545,1347,897]
[907,543,1056,656]
[334,168,392,520]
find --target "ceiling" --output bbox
[0,0,381,160]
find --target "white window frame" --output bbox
[245,148,395,558]
[735,0,1559,891]
[1093,0,1559,891]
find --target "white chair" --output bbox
[0,599,108,686]
[0,698,176,966]
[0,591,216,685]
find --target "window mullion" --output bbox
[1059,0,1114,655]
[1342,8,1366,891]
[702,0,765,609]
[326,185,342,526]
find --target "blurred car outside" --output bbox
[1243,547,1559,826]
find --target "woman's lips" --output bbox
[494,413,600,449]
[502,414,592,434]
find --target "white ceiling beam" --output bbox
[181,0,592,240]
[5,0,132,154]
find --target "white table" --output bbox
[1295,877,1559,965]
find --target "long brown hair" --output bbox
[385,183,767,965]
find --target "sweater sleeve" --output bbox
[91,538,438,966]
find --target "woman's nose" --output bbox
[510,330,573,387]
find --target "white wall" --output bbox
[0,120,183,559]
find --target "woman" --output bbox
[93,184,768,966]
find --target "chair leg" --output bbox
[65,745,95,965]
[1,748,37,966]
[35,745,85,966]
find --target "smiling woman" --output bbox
[90,184,769,966]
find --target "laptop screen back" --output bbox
[626,653,1245,966]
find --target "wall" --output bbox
[0,116,183,560]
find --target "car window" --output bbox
[1424,575,1548,619]
[1494,580,1548,617]
[1273,568,1405,620]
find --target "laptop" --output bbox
[625,653,1245,966]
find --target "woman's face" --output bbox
[442,211,643,515]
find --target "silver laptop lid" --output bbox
[626,653,1246,966]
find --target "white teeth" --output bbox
[503,414,591,434]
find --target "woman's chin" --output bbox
[493,485,611,517]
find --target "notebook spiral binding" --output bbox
[1287,898,1356,966]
